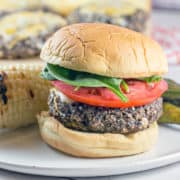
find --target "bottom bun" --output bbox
[37,111,158,158]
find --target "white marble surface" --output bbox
[0,9,180,180]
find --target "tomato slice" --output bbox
[52,80,168,108]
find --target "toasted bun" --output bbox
[37,111,158,158]
[41,23,168,78]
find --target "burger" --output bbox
[41,0,92,17]
[38,23,168,158]
[0,11,66,59]
[67,0,151,34]
[0,0,41,17]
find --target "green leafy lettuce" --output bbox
[41,63,162,102]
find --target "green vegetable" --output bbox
[163,78,180,107]
[159,103,180,124]
[163,78,180,101]
[121,80,129,93]
[42,64,128,102]
[41,64,163,102]
[159,79,180,124]
[137,75,162,83]
[40,66,55,80]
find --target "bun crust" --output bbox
[41,23,168,78]
[37,111,158,158]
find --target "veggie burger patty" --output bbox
[0,11,66,59]
[49,88,163,134]
[68,7,149,33]
[68,0,149,32]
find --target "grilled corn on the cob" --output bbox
[0,59,51,128]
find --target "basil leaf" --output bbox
[42,64,128,102]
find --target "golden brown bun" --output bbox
[41,23,168,78]
[37,111,158,158]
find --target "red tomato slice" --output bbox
[52,80,168,108]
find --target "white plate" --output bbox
[0,66,179,177]
[0,124,180,177]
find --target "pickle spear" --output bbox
[159,78,180,124]
[159,103,180,124]
[163,79,180,106]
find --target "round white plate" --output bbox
[0,67,179,177]
[0,124,180,177]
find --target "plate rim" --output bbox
[0,151,180,177]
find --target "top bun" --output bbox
[41,23,168,78]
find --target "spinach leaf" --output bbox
[138,75,162,83]
[40,67,55,80]
[41,64,163,103]
[42,63,128,102]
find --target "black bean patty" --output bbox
[0,11,67,59]
[0,8,58,19]
[0,9,38,18]
[68,9,149,33]
[0,30,58,59]
[48,89,163,134]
